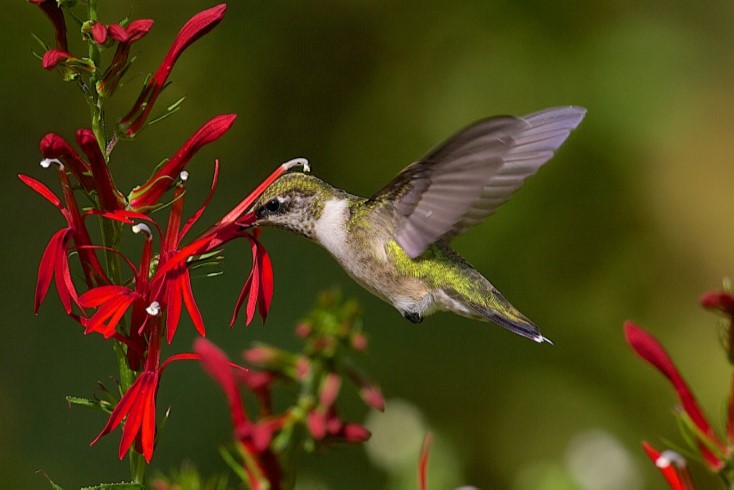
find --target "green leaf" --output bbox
[36,470,63,490]
[80,483,144,490]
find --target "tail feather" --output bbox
[437,284,552,343]
[468,302,552,344]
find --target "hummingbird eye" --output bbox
[265,198,281,213]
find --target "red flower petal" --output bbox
[179,160,219,239]
[124,19,154,43]
[319,373,341,408]
[91,22,108,44]
[180,269,205,336]
[418,433,433,490]
[128,115,236,210]
[700,291,734,316]
[195,338,248,431]
[642,441,693,490]
[91,373,147,446]
[107,24,127,42]
[38,132,94,190]
[81,286,137,337]
[77,129,123,210]
[30,0,68,51]
[256,243,274,322]
[79,285,132,307]
[158,4,227,82]
[19,174,63,210]
[119,6,226,136]
[34,228,68,313]
[42,48,72,69]
[340,423,371,443]
[307,411,327,440]
[53,230,80,313]
[625,321,724,469]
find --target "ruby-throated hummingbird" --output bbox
[249,107,586,343]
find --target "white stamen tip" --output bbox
[132,223,152,237]
[657,450,687,469]
[146,301,161,316]
[179,170,189,181]
[40,158,63,170]
[282,157,310,173]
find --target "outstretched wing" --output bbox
[370,106,586,258]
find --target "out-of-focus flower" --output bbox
[119,4,227,137]
[700,290,734,316]
[624,321,728,470]
[642,442,696,490]
[418,433,433,490]
[195,338,283,487]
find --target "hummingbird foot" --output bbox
[402,312,423,324]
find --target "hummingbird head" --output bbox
[249,172,344,239]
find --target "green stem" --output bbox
[86,0,107,156]
[86,0,144,482]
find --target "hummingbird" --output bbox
[248,107,586,343]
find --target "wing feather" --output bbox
[370,106,586,258]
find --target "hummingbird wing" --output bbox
[371,106,586,258]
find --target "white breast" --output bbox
[314,198,351,261]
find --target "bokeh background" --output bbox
[4,1,734,488]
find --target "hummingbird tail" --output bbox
[469,303,552,344]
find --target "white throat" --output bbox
[313,198,351,261]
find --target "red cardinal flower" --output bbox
[624,321,728,469]
[76,129,125,210]
[231,229,273,327]
[39,132,94,191]
[39,129,125,211]
[91,320,200,462]
[128,114,236,211]
[119,5,227,137]
[20,169,106,313]
[80,285,139,338]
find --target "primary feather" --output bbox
[371,106,587,258]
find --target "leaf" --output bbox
[81,483,145,490]
[66,396,106,411]
[36,470,63,490]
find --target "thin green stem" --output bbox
[86,0,144,482]
[86,0,108,157]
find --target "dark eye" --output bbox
[265,198,281,213]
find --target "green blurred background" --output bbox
[4,0,734,488]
